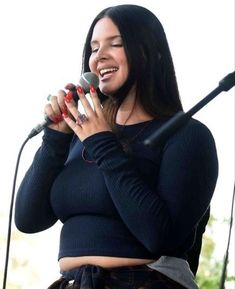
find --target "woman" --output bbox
[14,4,218,289]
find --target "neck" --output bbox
[116,94,153,125]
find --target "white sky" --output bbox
[0,0,234,288]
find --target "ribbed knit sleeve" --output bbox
[14,127,74,233]
[83,120,218,256]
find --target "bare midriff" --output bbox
[59,256,155,271]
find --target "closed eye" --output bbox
[112,44,123,47]
[91,47,99,53]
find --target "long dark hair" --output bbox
[82,4,183,125]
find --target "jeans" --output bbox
[47,264,186,289]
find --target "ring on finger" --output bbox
[76,113,88,126]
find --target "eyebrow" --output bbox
[90,35,122,45]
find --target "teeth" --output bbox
[100,68,118,76]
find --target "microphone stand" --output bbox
[144,71,235,289]
[144,71,235,148]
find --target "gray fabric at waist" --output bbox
[147,256,199,289]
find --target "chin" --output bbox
[100,83,123,96]
[100,87,116,97]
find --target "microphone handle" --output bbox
[28,116,53,138]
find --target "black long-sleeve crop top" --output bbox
[15,118,218,261]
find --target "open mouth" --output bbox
[99,67,118,77]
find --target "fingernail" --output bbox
[62,113,68,118]
[64,91,73,103]
[53,115,63,123]
[77,86,83,94]
[61,107,68,117]
[90,84,96,93]
[67,91,73,99]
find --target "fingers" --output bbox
[62,84,111,141]
[57,89,67,105]
[76,86,94,117]
[75,85,103,117]
[64,85,94,121]
[44,84,84,134]
[62,85,100,130]
[89,85,103,116]
[45,82,101,126]
[45,94,63,123]
[45,89,68,124]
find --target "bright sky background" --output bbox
[0,0,234,288]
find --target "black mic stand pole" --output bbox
[144,71,235,148]
[144,71,235,289]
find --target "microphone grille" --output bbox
[79,72,99,93]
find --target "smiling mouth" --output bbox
[99,67,118,77]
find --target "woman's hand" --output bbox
[45,89,74,134]
[62,85,111,141]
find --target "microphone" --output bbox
[28,72,99,138]
[144,71,235,148]
[64,72,99,102]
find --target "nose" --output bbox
[95,47,108,63]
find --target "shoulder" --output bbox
[146,117,216,152]
[163,117,217,155]
[174,118,215,142]
[147,117,215,143]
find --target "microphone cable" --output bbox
[2,134,32,289]
[2,72,100,289]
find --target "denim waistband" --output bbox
[61,264,151,281]
[54,264,185,289]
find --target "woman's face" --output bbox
[89,17,129,96]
